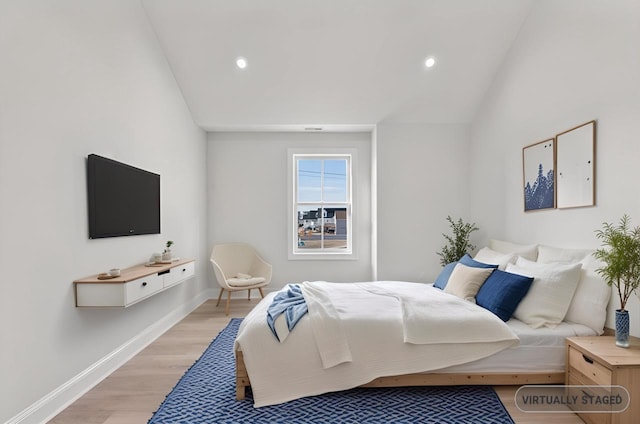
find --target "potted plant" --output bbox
[593,214,640,347]
[162,240,174,261]
[436,216,479,267]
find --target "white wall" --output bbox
[0,1,208,422]
[376,123,472,282]
[207,132,372,290]
[469,0,640,335]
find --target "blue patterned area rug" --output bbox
[149,318,515,424]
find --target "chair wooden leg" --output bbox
[216,288,224,307]
[259,287,265,298]
[225,290,231,316]
[247,289,251,300]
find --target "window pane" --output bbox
[322,206,348,249]
[296,205,348,250]
[297,205,321,249]
[322,159,347,202]
[297,159,322,202]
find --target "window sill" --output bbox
[288,252,357,261]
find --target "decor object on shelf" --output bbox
[556,120,596,209]
[593,214,640,348]
[436,216,479,267]
[210,243,272,315]
[162,240,174,261]
[523,138,555,211]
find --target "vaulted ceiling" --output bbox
[142,0,533,131]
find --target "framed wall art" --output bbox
[523,138,555,212]
[555,120,596,209]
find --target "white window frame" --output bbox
[288,148,356,260]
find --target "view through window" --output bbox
[294,155,351,254]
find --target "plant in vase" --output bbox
[436,216,479,267]
[593,214,640,348]
[162,240,174,261]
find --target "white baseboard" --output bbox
[5,289,216,424]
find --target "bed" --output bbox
[234,241,611,407]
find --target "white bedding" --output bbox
[235,281,519,407]
[439,318,596,373]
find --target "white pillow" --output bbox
[489,239,538,261]
[564,254,611,334]
[536,245,592,264]
[508,258,582,328]
[444,263,494,302]
[474,247,517,270]
[534,246,610,333]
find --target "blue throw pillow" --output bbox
[459,254,499,269]
[433,254,498,290]
[476,269,534,322]
[433,261,457,289]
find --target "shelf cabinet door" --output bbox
[125,274,163,306]
[162,261,195,289]
[76,283,126,307]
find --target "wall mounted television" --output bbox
[87,154,160,239]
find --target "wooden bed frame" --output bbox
[234,348,564,400]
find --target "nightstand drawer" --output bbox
[569,346,612,386]
[567,374,612,424]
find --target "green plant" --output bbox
[165,240,174,252]
[436,216,479,267]
[593,214,640,311]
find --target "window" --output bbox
[290,152,353,257]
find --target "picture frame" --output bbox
[523,138,555,212]
[555,120,596,209]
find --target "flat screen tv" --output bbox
[87,154,160,239]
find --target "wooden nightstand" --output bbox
[566,336,640,424]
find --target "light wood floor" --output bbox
[49,299,584,424]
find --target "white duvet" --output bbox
[235,281,519,407]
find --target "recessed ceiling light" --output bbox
[236,57,247,69]
[424,56,436,68]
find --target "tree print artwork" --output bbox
[523,139,555,211]
[524,164,554,210]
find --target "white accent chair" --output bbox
[210,243,272,315]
